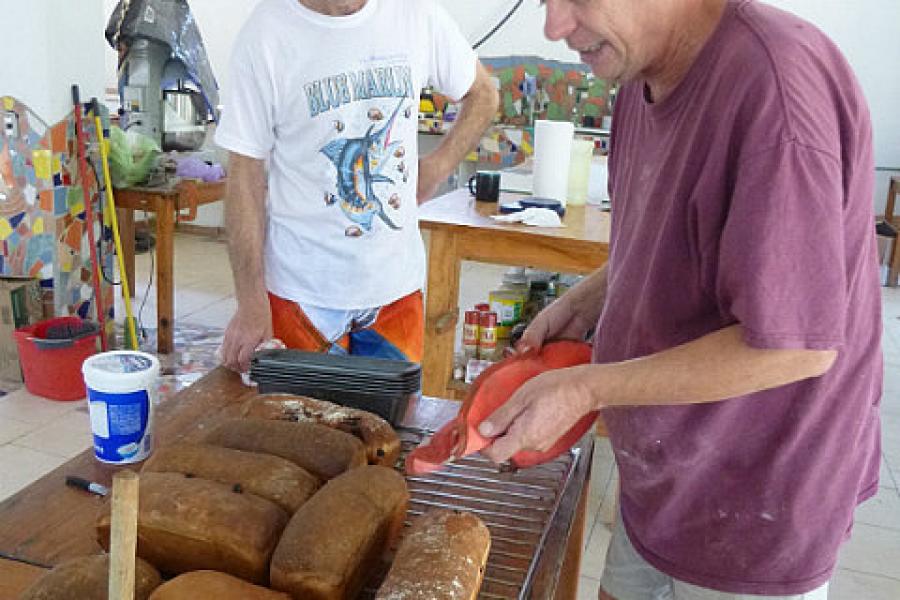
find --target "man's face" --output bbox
[543,0,662,81]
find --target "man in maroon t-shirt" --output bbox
[479,1,882,598]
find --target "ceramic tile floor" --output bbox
[0,233,898,598]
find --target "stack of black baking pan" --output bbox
[249,349,421,425]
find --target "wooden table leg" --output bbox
[554,473,589,600]
[422,229,460,397]
[116,208,136,299]
[155,199,175,354]
[887,177,900,288]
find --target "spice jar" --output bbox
[462,310,480,359]
[478,311,498,361]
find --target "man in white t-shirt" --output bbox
[216,0,498,371]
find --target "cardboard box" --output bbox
[0,277,46,382]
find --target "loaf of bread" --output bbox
[271,465,409,600]
[148,571,290,600]
[19,554,161,600]
[375,510,491,600]
[97,472,288,584]
[204,418,367,480]
[142,443,319,513]
[242,394,402,467]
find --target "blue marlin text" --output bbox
[305,66,415,118]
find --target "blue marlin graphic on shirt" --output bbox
[320,100,408,237]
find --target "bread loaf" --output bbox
[19,554,161,600]
[242,394,401,467]
[204,418,367,480]
[148,571,290,599]
[142,443,319,513]
[97,472,288,584]
[271,465,409,600]
[375,510,491,600]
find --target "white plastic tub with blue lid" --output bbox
[82,351,160,464]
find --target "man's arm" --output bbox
[417,60,499,203]
[220,152,272,372]
[481,324,837,462]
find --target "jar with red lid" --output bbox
[478,311,498,361]
[462,310,480,359]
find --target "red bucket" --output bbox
[14,317,99,401]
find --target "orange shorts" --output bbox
[268,290,424,363]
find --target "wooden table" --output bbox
[419,189,611,398]
[0,367,592,599]
[115,179,226,354]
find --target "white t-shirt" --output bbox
[216,0,476,309]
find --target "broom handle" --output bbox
[71,85,108,351]
[91,99,139,351]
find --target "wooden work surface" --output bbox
[418,189,610,398]
[0,366,591,600]
[114,178,226,354]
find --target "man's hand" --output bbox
[221,302,273,373]
[517,264,609,352]
[479,366,598,464]
[517,294,594,353]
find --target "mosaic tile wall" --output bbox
[432,56,610,167]
[482,55,609,127]
[0,96,114,336]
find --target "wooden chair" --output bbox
[885,176,900,287]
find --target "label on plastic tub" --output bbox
[87,388,153,464]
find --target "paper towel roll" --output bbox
[532,120,574,205]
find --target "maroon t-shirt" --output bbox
[595,0,882,594]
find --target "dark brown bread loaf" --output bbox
[375,509,491,600]
[19,554,161,600]
[148,571,290,599]
[270,465,409,600]
[241,394,402,467]
[203,418,367,480]
[97,472,288,584]
[141,443,319,513]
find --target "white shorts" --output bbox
[599,511,829,600]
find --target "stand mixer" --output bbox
[105,0,219,152]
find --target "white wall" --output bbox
[0,0,107,124]
[765,0,900,213]
[437,0,578,63]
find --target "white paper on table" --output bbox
[491,208,564,228]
